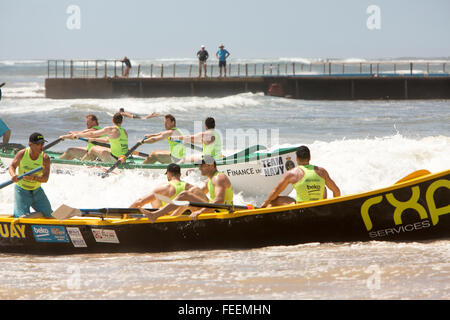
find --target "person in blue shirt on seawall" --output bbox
[216,44,230,78]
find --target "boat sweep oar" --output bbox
[0,166,43,189]
[394,169,431,184]
[154,194,256,211]
[43,137,64,151]
[77,137,149,158]
[101,137,146,178]
[52,204,157,220]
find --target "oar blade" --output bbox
[395,169,431,184]
[52,204,82,220]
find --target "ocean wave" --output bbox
[0,83,45,99]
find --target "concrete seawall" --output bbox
[45,76,450,100]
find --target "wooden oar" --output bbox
[43,137,64,150]
[394,169,431,184]
[52,204,157,220]
[101,137,146,178]
[155,194,256,212]
[0,166,43,189]
[77,137,149,158]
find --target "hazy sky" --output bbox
[0,0,449,60]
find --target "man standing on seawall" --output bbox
[216,44,230,78]
[121,57,132,78]
[197,45,209,78]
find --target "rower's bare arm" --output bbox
[38,155,51,183]
[130,184,168,208]
[262,173,293,208]
[130,192,155,208]
[90,136,109,144]
[143,130,170,144]
[76,127,111,139]
[9,150,25,181]
[320,169,341,197]
[212,183,226,205]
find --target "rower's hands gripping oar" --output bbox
[0,166,43,189]
[101,137,146,178]
[77,137,149,158]
[154,194,256,220]
[168,137,203,152]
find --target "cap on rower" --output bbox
[29,132,47,145]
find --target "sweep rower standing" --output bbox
[9,133,53,218]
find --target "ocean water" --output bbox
[0,59,449,300]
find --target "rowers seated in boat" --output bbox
[59,113,128,163]
[262,145,341,208]
[129,163,202,216]
[140,114,186,164]
[58,114,104,160]
[140,155,233,222]
[170,117,223,163]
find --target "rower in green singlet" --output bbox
[62,113,128,163]
[170,117,223,163]
[142,155,234,222]
[262,145,341,208]
[130,163,201,217]
[59,114,105,160]
[140,114,187,164]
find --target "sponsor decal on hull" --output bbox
[91,229,120,244]
[32,225,69,243]
[66,227,87,248]
[361,179,450,238]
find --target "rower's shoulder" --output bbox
[215,172,231,183]
[313,165,330,178]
